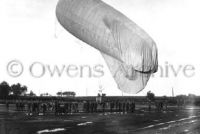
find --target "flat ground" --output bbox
[1,105,200,134]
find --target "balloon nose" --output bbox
[122,65,137,80]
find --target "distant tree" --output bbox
[40,93,51,96]
[11,83,27,96]
[29,90,36,96]
[57,92,63,97]
[147,91,155,101]
[0,81,11,99]
[21,86,28,95]
[188,94,196,97]
[63,91,76,97]
[97,93,101,97]
[147,91,155,111]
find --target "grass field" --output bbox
[1,104,200,134]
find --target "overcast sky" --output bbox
[1,0,200,96]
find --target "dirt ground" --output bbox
[1,105,200,134]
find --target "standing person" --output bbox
[83,101,86,113]
[16,100,19,111]
[119,101,122,113]
[94,101,98,113]
[69,102,72,114]
[36,101,40,115]
[89,101,92,113]
[102,102,106,113]
[115,101,119,112]
[18,100,22,111]
[164,100,168,111]
[6,100,9,111]
[28,101,32,115]
[91,102,94,113]
[55,101,59,115]
[83,101,88,113]
[60,102,65,114]
[33,101,38,115]
[21,101,25,111]
[130,101,135,113]
[86,101,89,113]
[126,101,130,113]
[32,101,36,114]
[64,102,69,114]
[42,103,47,115]
[113,101,116,113]
[75,102,78,113]
[110,101,113,113]
[49,101,54,112]
[122,101,126,113]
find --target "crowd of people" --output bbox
[6,99,136,115]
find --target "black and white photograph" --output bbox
[0,0,200,133]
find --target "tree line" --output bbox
[0,81,76,99]
[0,81,28,99]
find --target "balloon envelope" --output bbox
[56,0,158,94]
